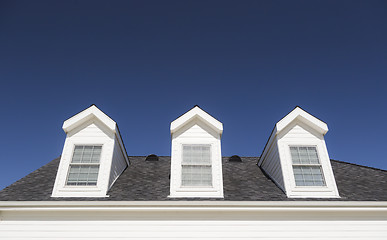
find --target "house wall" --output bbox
[1,220,386,239]
[1,204,386,239]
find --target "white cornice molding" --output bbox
[63,105,117,134]
[276,107,328,136]
[170,106,223,136]
[2,202,387,222]
[1,201,387,208]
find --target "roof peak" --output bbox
[275,106,328,135]
[62,105,117,134]
[170,106,223,135]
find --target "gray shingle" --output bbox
[0,156,386,201]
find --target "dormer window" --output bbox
[66,146,102,186]
[169,106,224,198]
[181,144,212,187]
[51,105,129,197]
[258,106,340,198]
[290,146,326,187]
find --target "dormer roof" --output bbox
[62,104,129,165]
[275,106,328,136]
[170,105,223,136]
[62,105,117,134]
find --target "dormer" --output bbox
[169,106,224,198]
[51,105,129,197]
[258,107,340,198]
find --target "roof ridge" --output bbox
[331,159,387,172]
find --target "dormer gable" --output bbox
[62,105,117,134]
[169,106,224,198]
[258,107,340,198]
[275,106,328,136]
[51,105,129,197]
[170,105,223,136]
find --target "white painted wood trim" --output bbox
[170,106,223,135]
[1,201,387,207]
[63,105,116,133]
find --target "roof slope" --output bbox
[0,157,386,201]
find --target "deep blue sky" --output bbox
[1,1,386,190]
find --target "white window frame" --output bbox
[181,144,213,188]
[65,145,103,187]
[52,138,112,197]
[289,145,326,187]
[278,138,340,198]
[169,139,223,198]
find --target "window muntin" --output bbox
[181,145,212,187]
[290,146,326,186]
[66,145,102,186]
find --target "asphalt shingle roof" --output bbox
[0,156,386,201]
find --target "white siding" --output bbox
[1,220,386,239]
[68,120,114,140]
[260,138,284,191]
[177,120,217,139]
[108,137,128,189]
[279,122,321,141]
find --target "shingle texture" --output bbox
[0,156,386,201]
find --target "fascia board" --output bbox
[2,203,386,222]
[63,105,116,133]
[1,201,387,208]
[170,107,223,135]
[276,108,328,135]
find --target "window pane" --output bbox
[181,165,212,187]
[307,147,319,164]
[182,145,211,165]
[290,146,320,164]
[72,146,83,163]
[290,147,300,164]
[293,166,325,186]
[91,146,102,163]
[71,146,102,164]
[298,147,309,164]
[181,144,212,187]
[66,165,99,186]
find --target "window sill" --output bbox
[169,188,224,198]
[291,186,335,193]
[58,187,101,193]
[177,187,216,192]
